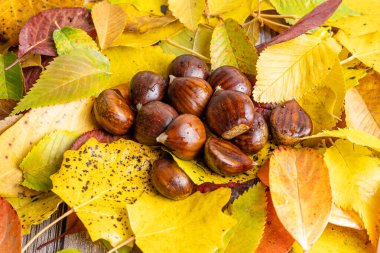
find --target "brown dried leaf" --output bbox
[0,100,17,120]
[0,197,21,253]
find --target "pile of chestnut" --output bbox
[93,55,313,200]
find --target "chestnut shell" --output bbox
[152,158,194,200]
[93,89,134,135]
[204,136,253,175]
[130,71,167,110]
[206,90,255,139]
[270,100,313,145]
[208,66,252,95]
[168,77,213,116]
[134,101,178,145]
[168,54,209,79]
[156,114,206,160]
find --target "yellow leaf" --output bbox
[92,1,127,50]
[298,60,345,133]
[0,98,96,197]
[51,138,163,246]
[193,25,212,58]
[292,224,376,253]
[324,139,380,245]
[269,147,332,250]
[103,46,175,86]
[168,0,206,30]
[253,35,341,103]
[0,0,83,47]
[0,114,22,135]
[111,21,183,47]
[21,54,42,68]
[336,30,380,73]
[342,59,369,90]
[6,192,62,234]
[160,28,196,56]
[111,0,168,16]
[304,128,380,153]
[127,188,236,253]
[329,204,364,230]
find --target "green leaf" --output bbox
[12,49,111,114]
[193,25,213,58]
[127,188,236,253]
[103,46,175,87]
[0,52,23,100]
[324,139,380,245]
[51,138,163,246]
[56,249,81,253]
[20,130,79,192]
[6,192,62,234]
[225,183,267,253]
[253,35,341,103]
[168,0,206,30]
[53,27,99,55]
[211,19,258,75]
[269,0,358,24]
[103,240,132,253]
[160,28,196,56]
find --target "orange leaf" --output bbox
[269,147,332,251]
[256,191,294,253]
[257,160,269,187]
[0,197,21,253]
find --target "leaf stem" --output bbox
[4,58,20,71]
[261,17,290,29]
[21,209,74,253]
[259,13,297,19]
[340,55,356,65]
[106,236,136,253]
[165,39,211,63]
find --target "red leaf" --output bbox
[22,56,53,93]
[256,0,342,52]
[256,192,294,253]
[70,129,128,150]
[18,8,94,57]
[0,197,22,253]
[257,160,269,187]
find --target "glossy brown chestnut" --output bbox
[208,66,252,95]
[232,112,269,153]
[130,71,167,110]
[168,76,213,116]
[168,54,209,79]
[206,90,255,139]
[270,100,313,145]
[156,114,206,160]
[134,101,178,145]
[93,89,134,135]
[152,158,194,200]
[204,136,253,175]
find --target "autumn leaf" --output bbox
[193,25,213,58]
[51,138,163,246]
[292,224,376,253]
[92,1,127,50]
[0,52,23,100]
[0,0,83,48]
[18,7,94,57]
[53,27,99,55]
[304,128,380,152]
[324,139,380,246]
[269,147,332,250]
[0,114,22,135]
[20,130,79,192]
[160,28,196,56]
[13,49,111,114]
[224,183,267,253]
[110,0,168,16]
[0,100,17,120]
[6,192,62,234]
[21,54,42,68]
[127,188,236,253]
[168,0,206,30]
[329,203,364,230]
[211,19,258,75]
[103,46,175,86]
[0,197,21,253]
[341,59,369,90]
[253,35,341,103]
[0,98,96,197]
[56,249,81,253]
[345,72,380,138]
[297,60,345,133]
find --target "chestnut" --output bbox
[208,66,252,95]
[94,89,135,135]
[152,158,194,200]
[156,114,206,160]
[204,136,253,175]
[168,76,213,116]
[270,100,313,145]
[130,71,167,110]
[232,112,269,153]
[206,90,255,139]
[134,101,178,145]
[168,54,209,79]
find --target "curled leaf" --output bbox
[269,147,332,251]
[0,197,21,253]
